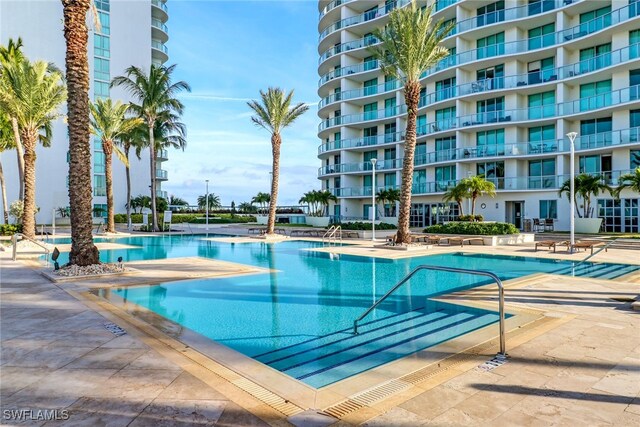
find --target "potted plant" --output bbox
[299,189,336,227]
[251,192,270,224]
[559,173,613,233]
[376,188,400,225]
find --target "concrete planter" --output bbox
[380,216,398,226]
[359,229,398,240]
[256,215,268,225]
[305,216,330,227]
[575,218,602,234]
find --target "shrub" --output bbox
[0,224,23,236]
[457,214,484,222]
[337,222,397,230]
[114,213,257,224]
[423,222,519,235]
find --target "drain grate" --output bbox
[324,399,365,419]
[104,322,126,336]
[351,379,411,406]
[231,378,302,417]
[476,354,509,372]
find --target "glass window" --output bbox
[527,57,555,84]
[417,114,427,135]
[631,69,640,100]
[528,91,555,119]
[93,175,106,196]
[94,34,110,58]
[94,57,109,81]
[435,77,456,101]
[363,78,378,96]
[476,129,505,156]
[412,170,426,193]
[539,200,558,219]
[476,64,504,90]
[476,161,505,188]
[632,0,639,18]
[384,148,396,161]
[579,154,612,175]
[415,142,427,165]
[579,6,611,34]
[528,125,556,153]
[435,136,455,161]
[384,97,396,117]
[94,81,109,98]
[435,107,455,131]
[476,32,504,59]
[579,117,612,149]
[98,11,110,35]
[384,123,396,142]
[384,173,396,188]
[631,30,640,59]
[528,0,555,15]
[476,97,505,123]
[363,151,377,162]
[579,43,611,73]
[631,109,640,127]
[364,102,377,120]
[477,1,505,26]
[579,79,612,111]
[363,56,376,71]
[528,159,556,188]
[528,23,555,50]
[630,150,640,168]
[435,166,456,191]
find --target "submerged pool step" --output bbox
[555,262,638,280]
[292,311,499,388]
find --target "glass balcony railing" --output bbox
[319,35,379,63]
[318,158,402,177]
[435,0,458,12]
[318,131,404,154]
[319,0,353,19]
[156,149,168,160]
[158,190,168,200]
[319,0,411,41]
[151,18,168,33]
[156,169,168,180]
[151,40,168,54]
[151,0,168,13]
[319,105,406,131]
[320,79,402,108]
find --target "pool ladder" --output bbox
[323,225,342,245]
[352,265,507,357]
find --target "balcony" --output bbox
[319,104,406,132]
[319,0,354,19]
[318,158,402,177]
[156,149,168,161]
[319,35,379,64]
[151,0,168,21]
[151,18,169,42]
[156,169,168,180]
[319,131,404,154]
[151,40,169,63]
[157,190,168,200]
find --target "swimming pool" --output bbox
[57,235,638,388]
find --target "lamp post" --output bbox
[566,132,578,254]
[205,179,209,232]
[371,158,377,242]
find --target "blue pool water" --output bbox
[53,235,638,387]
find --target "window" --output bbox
[477,32,504,59]
[632,0,639,18]
[435,136,456,161]
[98,11,110,35]
[579,43,611,73]
[94,81,109,98]
[419,87,427,107]
[93,151,105,173]
[632,30,640,59]
[93,175,106,196]
[631,150,640,168]
[580,117,612,148]
[528,23,555,50]
[364,5,377,20]
[364,102,377,120]
[384,75,396,92]
[93,203,107,218]
[527,57,554,84]
[417,114,427,135]
[435,166,456,191]
[363,56,377,71]
[384,148,396,161]
[476,64,504,90]
[539,200,558,219]
[94,0,109,11]
[94,34,110,58]
[528,125,556,153]
[580,6,611,34]
[94,57,109,81]
[363,127,376,145]
[528,159,556,188]
[477,1,505,27]
[579,79,612,111]
[363,78,378,96]
[476,97,505,123]
[384,98,396,117]
[528,0,555,15]
[477,161,505,188]
[384,123,396,142]
[435,77,456,101]
[415,142,427,165]
[476,129,505,156]
[412,170,426,193]
[631,69,640,100]
[435,107,455,131]
[363,151,377,163]
[528,91,555,119]
[598,198,639,233]
[579,154,612,174]
[384,173,396,188]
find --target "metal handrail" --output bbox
[322,225,342,244]
[12,233,51,264]
[353,265,506,356]
[573,238,619,267]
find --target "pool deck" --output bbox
[1,241,639,426]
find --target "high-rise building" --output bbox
[0,0,170,223]
[317,0,640,232]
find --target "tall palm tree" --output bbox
[0,112,14,223]
[0,38,26,201]
[111,64,191,232]
[370,1,454,243]
[117,121,146,229]
[197,193,221,211]
[89,98,142,232]
[0,59,66,239]
[615,168,640,196]
[251,192,270,214]
[559,174,613,218]
[247,88,309,235]
[61,0,100,265]
[464,175,496,215]
[376,188,401,217]
[443,181,469,216]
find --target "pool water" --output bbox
[53,235,638,388]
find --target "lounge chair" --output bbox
[573,240,607,255]
[439,236,485,247]
[535,240,558,252]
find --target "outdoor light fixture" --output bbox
[370,158,377,242]
[52,247,60,271]
[566,132,578,254]
[205,179,209,232]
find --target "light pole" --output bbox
[205,179,209,232]
[371,158,377,242]
[566,132,578,253]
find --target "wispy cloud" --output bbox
[180,94,253,102]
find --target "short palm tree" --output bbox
[0,59,66,239]
[111,64,191,232]
[442,182,469,216]
[251,192,270,214]
[197,193,221,211]
[370,0,454,244]
[559,174,613,218]
[238,202,257,214]
[247,88,309,235]
[376,188,401,217]
[464,175,496,215]
[615,168,640,196]
[89,98,142,233]
[61,0,100,265]
[168,195,189,208]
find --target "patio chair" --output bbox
[533,218,541,232]
[573,241,607,255]
[535,240,558,252]
[544,218,554,231]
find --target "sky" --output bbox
[162,0,321,206]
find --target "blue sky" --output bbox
[163,0,321,206]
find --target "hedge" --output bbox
[423,222,519,235]
[0,224,22,236]
[337,222,397,230]
[114,213,256,224]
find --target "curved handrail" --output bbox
[353,265,506,356]
[12,233,51,264]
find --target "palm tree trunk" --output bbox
[396,80,420,244]
[63,0,100,266]
[148,124,158,232]
[20,131,36,239]
[125,146,132,230]
[471,195,477,216]
[457,200,463,216]
[267,133,281,235]
[11,117,24,200]
[103,140,115,233]
[0,158,8,224]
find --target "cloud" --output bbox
[179,93,253,102]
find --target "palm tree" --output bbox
[376,188,401,217]
[316,190,337,217]
[61,0,100,265]
[299,191,320,216]
[129,194,150,214]
[443,182,469,217]
[369,1,453,243]
[117,121,146,229]
[89,98,142,232]
[615,168,640,196]
[0,38,27,201]
[0,59,66,239]
[197,193,221,211]
[238,202,257,214]
[0,112,13,223]
[168,195,188,209]
[464,175,496,215]
[247,88,309,235]
[111,64,191,232]
[251,192,271,214]
[559,174,613,218]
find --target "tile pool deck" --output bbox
[1,240,639,426]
